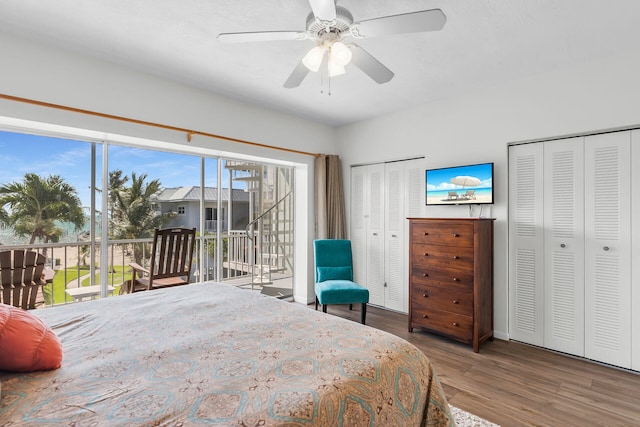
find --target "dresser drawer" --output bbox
[411,222,474,247]
[412,265,473,291]
[411,285,473,316]
[411,244,474,271]
[411,307,473,342]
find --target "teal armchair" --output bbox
[313,239,369,324]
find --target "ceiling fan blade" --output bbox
[283,61,310,88]
[308,0,336,21]
[352,9,446,38]
[349,44,394,84]
[217,31,306,43]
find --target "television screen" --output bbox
[425,162,494,205]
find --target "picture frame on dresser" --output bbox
[407,217,495,352]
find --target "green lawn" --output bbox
[43,265,132,305]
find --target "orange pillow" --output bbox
[0,304,62,372]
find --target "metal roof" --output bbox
[153,186,250,203]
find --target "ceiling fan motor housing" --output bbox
[306,6,353,39]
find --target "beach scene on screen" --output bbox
[426,163,493,205]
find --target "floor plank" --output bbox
[316,303,640,427]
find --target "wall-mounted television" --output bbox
[425,162,494,205]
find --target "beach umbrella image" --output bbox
[450,176,481,189]
[450,175,481,200]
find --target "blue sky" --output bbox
[426,163,493,191]
[0,131,237,207]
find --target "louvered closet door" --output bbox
[350,166,367,287]
[384,162,405,312]
[402,160,426,311]
[384,158,424,313]
[543,138,585,355]
[509,143,544,346]
[366,163,386,306]
[631,130,640,371]
[584,132,631,368]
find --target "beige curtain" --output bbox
[315,154,346,239]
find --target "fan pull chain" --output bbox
[319,69,332,96]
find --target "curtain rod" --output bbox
[0,93,321,157]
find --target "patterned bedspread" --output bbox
[1,283,453,426]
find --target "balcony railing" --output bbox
[0,231,265,307]
[204,219,228,232]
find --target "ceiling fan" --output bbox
[217,0,446,88]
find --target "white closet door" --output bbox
[584,131,631,368]
[383,158,424,313]
[384,162,404,312]
[350,166,367,286]
[366,163,385,306]
[543,138,585,355]
[401,160,426,311]
[631,130,640,371]
[509,143,545,346]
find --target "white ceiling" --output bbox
[1,0,640,127]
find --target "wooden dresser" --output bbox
[408,218,494,352]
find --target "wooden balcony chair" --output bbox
[126,227,196,293]
[0,249,47,310]
[313,239,369,324]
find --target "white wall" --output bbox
[0,31,338,303]
[337,52,640,339]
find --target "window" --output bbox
[0,128,295,302]
[206,207,218,221]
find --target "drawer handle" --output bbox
[422,293,428,298]
[452,255,459,259]
[423,253,429,256]
[452,278,459,282]
[424,232,429,236]
[422,314,428,318]
[453,300,459,304]
[453,322,459,327]
[453,233,459,237]
[422,273,429,277]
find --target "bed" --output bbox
[0,282,454,426]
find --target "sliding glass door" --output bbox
[0,129,294,306]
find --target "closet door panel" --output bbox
[384,158,424,313]
[584,131,631,368]
[543,138,585,355]
[632,130,640,371]
[385,162,405,312]
[367,163,385,306]
[509,143,544,346]
[350,166,367,286]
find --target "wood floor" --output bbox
[322,304,640,427]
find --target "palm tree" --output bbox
[108,170,128,222]
[109,172,174,263]
[0,173,85,256]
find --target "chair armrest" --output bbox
[129,262,150,275]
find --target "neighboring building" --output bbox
[152,186,250,233]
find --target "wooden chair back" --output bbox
[150,227,196,284]
[129,227,197,292]
[0,249,47,309]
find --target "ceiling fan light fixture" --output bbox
[302,45,325,72]
[330,41,352,66]
[328,56,346,77]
